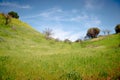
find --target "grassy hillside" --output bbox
[0,14,120,80]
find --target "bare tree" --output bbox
[102,30,106,35]
[102,29,111,35]
[106,30,111,35]
[43,28,53,40]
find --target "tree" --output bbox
[43,28,53,40]
[102,29,111,35]
[115,24,120,34]
[8,11,19,19]
[106,30,111,35]
[86,27,100,38]
[102,30,106,35]
[2,13,11,25]
[5,14,11,25]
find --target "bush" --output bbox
[86,27,100,38]
[64,39,72,44]
[75,39,82,43]
[115,24,120,34]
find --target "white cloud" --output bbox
[69,32,85,41]
[52,28,71,41]
[51,28,86,42]
[0,2,31,9]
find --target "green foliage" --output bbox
[115,24,120,33]
[8,11,19,19]
[86,27,100,38]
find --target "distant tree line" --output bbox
[84,24,120,40]
[43,24,120,42]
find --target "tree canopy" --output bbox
[115,24,120,34]
[8,11,19,19]
[86,27,100,38]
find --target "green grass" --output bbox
[0,13,120,80]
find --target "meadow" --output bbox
[0,13,120,80]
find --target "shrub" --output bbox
[64,39,72,44]
[75,39,82,43]
[55,38,60,42]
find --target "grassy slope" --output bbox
[0,14,120,80]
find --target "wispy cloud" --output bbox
[84,16,101,28]
[0,2,31,9]
[22,7,101,24]
[21,7,102,41]
[84,0,103,9]
[40,8,63,18]
[21,15,41,19]
[39,8,91,22]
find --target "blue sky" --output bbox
[0,0,120,41]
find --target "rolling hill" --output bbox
[0,13,120,80]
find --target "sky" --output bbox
[0,0,120,41]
